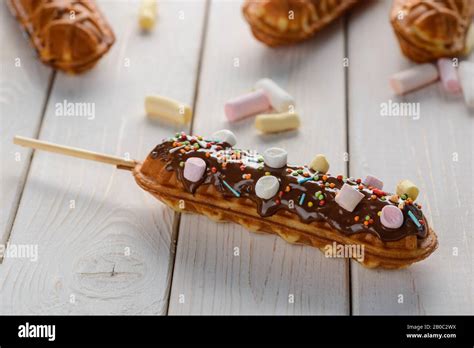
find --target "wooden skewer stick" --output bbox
[13,136,137,170]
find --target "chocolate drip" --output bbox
[151,134,428,242]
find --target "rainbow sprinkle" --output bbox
[299,193,306,205]
[297,176,314,184]
[407,210,421,228]
[223,180,240,197]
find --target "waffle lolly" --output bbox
[134,133,438,269]
[13,133,438,269]
[7,0,115,74]
[391,0,474,63]
[242,0,360,47]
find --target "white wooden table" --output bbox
[0,0,472,315]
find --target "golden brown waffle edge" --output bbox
[390,0,474,62]
[133,161,438,270]
[7,0,115,74]
[242,0,359,47]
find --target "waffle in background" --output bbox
[7,0,115,74]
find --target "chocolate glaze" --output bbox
[149,133,429,242]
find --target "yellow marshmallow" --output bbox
[139,0,157,31]
[254,111,300,133]
[145,95,192,124]
[396,179,419,201]
[463,24,474,55]
[309,154,329,174]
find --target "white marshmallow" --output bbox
[389,63,439,95]
[263,147,287,168]
[212,129,237,146]
[255,175,280,200]
[335,184,364,212]
[459,61,474,108]
[255,78,295,112]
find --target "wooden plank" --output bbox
[0,4,52,252]
[348,1,473,314]
[168,0,349,314]
[0,0,207,314]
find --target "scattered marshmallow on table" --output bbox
[212,129,237,146]
[335,184,364,212]
[396,179,419,201]
[464,24,474,55]
[263,148,287,168]
[254,111,300,133]
[225,90,270,122]
[363,175,383,190]
[309,154,329,174]
[255,175,280,200]
[437,58,461,93]
[184,157,206,182]
[255,78,295,112]
[145,95,192,124]
[138,0,157,31]
[459,61,474,108]
[380,205,404,229]
[390,63,439,95]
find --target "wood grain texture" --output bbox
[348,1,473,314]
[0,0,207,314]
[168,0,349,314]
[0,3,52,252]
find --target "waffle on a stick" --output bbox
[133,132,438,269]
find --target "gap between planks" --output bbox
[342,13,353,316]
[164,0,211,315]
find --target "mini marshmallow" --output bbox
[309,154,329,174]
[139,0,157,31]
[437,58,461,93]
[363,175,383,190]
[254,111,300,133]
[225,90,270,122]
[183,157,206,182]
[390,63,439,95]
[145,95,192,124]
[255,175,279,200]
[335,184,364,212]
[263,147,287,168]
[212,129,237,146]
[380,205,404,229]
[396,179,419,201]
[255,78,295,112]
[463,24,474,55]
[459,61,474,108]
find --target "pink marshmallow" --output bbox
[335,184,365,212]
[183,157,206,182]
[390,63,439,95]
[363,175,383,190]
[380,205,404,229]
[224,89,270,122]
[437,58,461,93]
